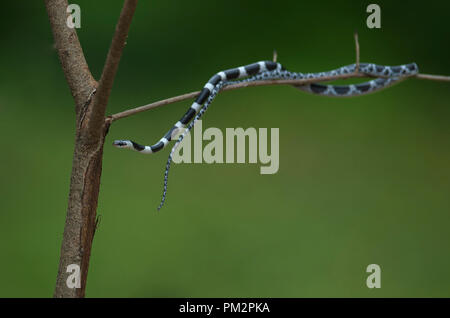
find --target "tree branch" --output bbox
[45,0,97,112]
[47,0,138,298]
[107,30,449,124]
[354,32,360,72]
[107,72,449,123]
[85,0,138,140]
[415,73,450,82]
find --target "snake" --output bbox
[113,60,419,210]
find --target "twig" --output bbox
[107,73,364,122]
[107,70,449,122]
[106,91,200,123]
[354,32,360,72]
[107,32,450,123]
[415,73,450,82]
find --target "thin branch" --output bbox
[107,70,449,123]
[106,73,363,122]
[107,91,201,123]
[354,32,360,72]
[415,73,450,82]
[86,0,138,139]
[107,30,449,123]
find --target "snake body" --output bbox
[113,60,419,209]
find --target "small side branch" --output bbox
[107,71,449,123]
[87,0,138,139]
[354,32,360,72]
[107,33,450,123]
[415,73,450,82]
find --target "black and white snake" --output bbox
[113,60,419,210]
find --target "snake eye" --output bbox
[113,141,126,147]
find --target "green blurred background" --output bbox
[0,0,449,297]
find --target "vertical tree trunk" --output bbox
[45,0,137,297]
[53,124,108,298]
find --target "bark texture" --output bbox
[45,0,137,297]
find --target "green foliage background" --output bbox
[0,0,449,297]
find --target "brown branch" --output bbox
[415,73,450,82]
[47,0,138,298]
[108,30,450,124]
[45,0,97,112]
[86,0,138,141]
[106,73,364,122]
[107,70,449,123]
[106,34,363,123]
[107,30,447,124]
[354,32,360,72]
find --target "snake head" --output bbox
[113,140,132,149]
